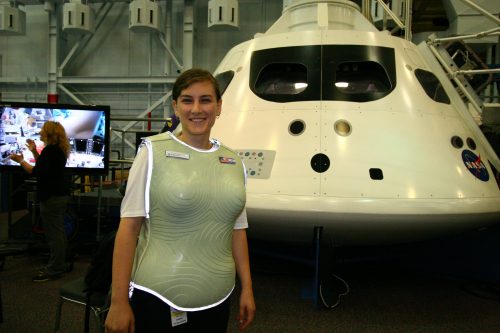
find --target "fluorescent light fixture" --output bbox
[208,0,239,30]
[0,3,26,35]
[129,0,162,33]
[63,0,94,34]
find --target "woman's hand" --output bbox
[105,301,135,333]
[237,287,256,331]
[9,152,24,164]
[232,229,255,331]
[25,139,37,153]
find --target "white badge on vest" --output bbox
[170,306,188,326]
[165,151,190,160]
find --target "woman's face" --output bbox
[172,80,221,139]
[39,127,47,143]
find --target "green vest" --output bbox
[131,133,246,310]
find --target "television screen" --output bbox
[0,101,110,175]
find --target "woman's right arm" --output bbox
[104,216,144,333]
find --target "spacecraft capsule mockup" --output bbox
[210,0,500,245]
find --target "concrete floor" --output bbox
[1,209,500,333]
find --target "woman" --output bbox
[10,121,71,282]
[105,68,256,332]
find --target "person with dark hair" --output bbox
[105,68,255,333]
[10,121,71,282]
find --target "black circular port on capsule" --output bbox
[311,153,330,173]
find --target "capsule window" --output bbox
[369,168,383,180]
[215,70,235,96]
[415,69,450,104]
[250,45,395,103]
[334,61,391,95]
[311,153,330,173]
[334,120,352,136]
[466,137,476,150]
[289,120,305,135]
[451,136,463,149]
[254,63,308,95]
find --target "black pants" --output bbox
[130,289,231,333]
[40,195,69,274]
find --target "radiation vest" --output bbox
[131,133,246,311]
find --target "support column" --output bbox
[46,0,59,103]
[495,39,499,104]
[0,54,2,101]
[313,226,323,309]
[164,0,172,75]
[162,1,173,119]
[486,45,493,103]
[361,0,371,20]
[183,1,194,70]
[404,0,412,41]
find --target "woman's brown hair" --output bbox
[172,68,221,101]
[42,121,71,158]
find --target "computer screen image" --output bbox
[0,101,110,175]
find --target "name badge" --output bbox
[166,151,190,160]
[170,307,188,327]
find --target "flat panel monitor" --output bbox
[0,101,110,175]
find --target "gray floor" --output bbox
[1,210,500,333]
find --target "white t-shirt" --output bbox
[120,133,248,229]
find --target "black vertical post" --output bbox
[7,174,13,239]
[96,175,102,241]
[313,226,323,309]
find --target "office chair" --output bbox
[54,276,110,333]
[54,230,115,333]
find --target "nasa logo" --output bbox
[462,149,489,182]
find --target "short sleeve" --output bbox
[120,146,149,218]
[233,207,248,229]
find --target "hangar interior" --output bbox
[1,0,497,238]
[0,0,498,164]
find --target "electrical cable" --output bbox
[319,273,350,309]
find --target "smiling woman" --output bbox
[104,68,256,333]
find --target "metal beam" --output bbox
[375,0,405,30]
[157,33,183,71]
[57,76,177,84]
[433,28,500,44]
[121,91,172,132]
[457,0,500,26]
[57,83,85,105]
[449,68,500,79]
